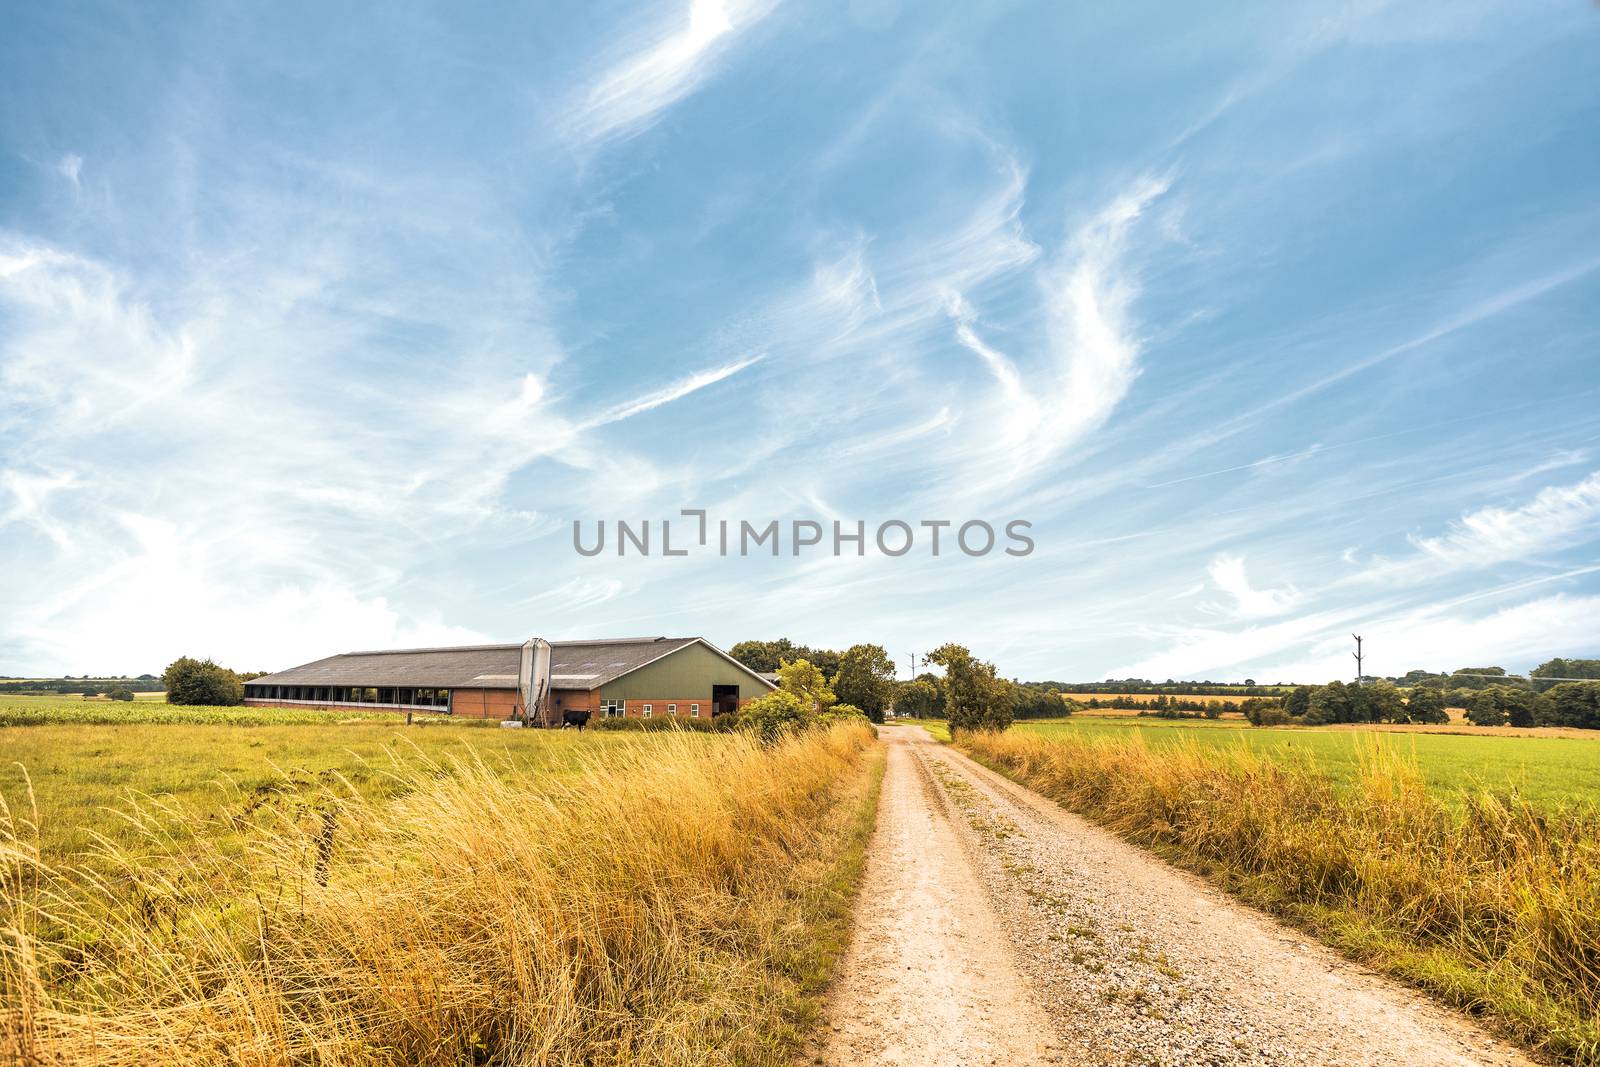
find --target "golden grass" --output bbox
[960,729,1600,1065]
[2,723,881,1066]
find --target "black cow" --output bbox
[562,710,592,730]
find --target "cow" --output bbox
[561,710,592,730]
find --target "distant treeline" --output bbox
[1082,694,1276,717]
[0,676,163,695]
[1394,659,1600,692]
[1249,679,1600,730]
[1044,680,1289,697]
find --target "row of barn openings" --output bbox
[250,685,450,709]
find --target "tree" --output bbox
[1012,687,1069,719]
[1364,681,1406,723]
[1450,666,1525,691]
[730,638,842,677]
[730,638,803,672]
[163,657,245,706]
[1405,686,1449,724]
[107,688,135,702]
[1282,686,1312,719]
[1531,658,1600,693]
[1535,682,1600,729]
[894,678,941,718]
[1244,699,1290,726]
[831,644,896,723]
[775,659,835,711]
[925,643,1012,735]
[1304,681,1354,725]
[1463,689,1508,727]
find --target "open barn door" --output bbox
[518,638,552,725]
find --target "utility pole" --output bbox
[907,652,918,680]
[1352,634,1364,685]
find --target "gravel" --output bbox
[820,725,1537,1067]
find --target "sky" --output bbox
[2,1,1598,684]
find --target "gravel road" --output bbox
[817,724,1536,1067]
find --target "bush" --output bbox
[162,657,244,706]
[737,690,811,742]
[1242,698,1285,726]
[107,689,135,702]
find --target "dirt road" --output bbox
[818,724,1535,1067]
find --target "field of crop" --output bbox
[0,698,883,1066]
[954,721,1600,1062]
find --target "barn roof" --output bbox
[244,637,771,692]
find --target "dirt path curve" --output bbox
[818,724,1537,1067]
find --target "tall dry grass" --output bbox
[1,722,879,1066]
[961,729,1600,1065]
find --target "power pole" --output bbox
[1352,634,1364,685]
[907,652,918,680]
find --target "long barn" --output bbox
[242,636,774,724]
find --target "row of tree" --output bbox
[1390,659,1600,692]
[732,639,1026,734]
[731,640,901,723]
[1459,683,1600,729]
[1083,694,1269,714]
[1248,678,1600,730]
[0,676,164,696]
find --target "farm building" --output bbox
[242,636,774,724]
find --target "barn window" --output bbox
[643,704,653,718]
[691,703,700,717]
[667,703,677,715]
[601,699,622,717]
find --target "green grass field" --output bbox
[0,698,645,874]
[901,715,1600,809]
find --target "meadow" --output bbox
[947,717,1600,1063]
[0,698,884,1065]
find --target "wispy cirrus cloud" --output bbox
[1409,470,1600,569]
[585,353,764,427]
[563,0,776,147]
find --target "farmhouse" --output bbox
[242,636,774,724]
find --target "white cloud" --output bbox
[56,154,83,190]
[1044,174,1169,447]
[584,354,763,427]
[1409,470,1600,568]
[564,0,775,147]
[1207,554,1300,618]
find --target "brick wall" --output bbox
[618,697,753,720]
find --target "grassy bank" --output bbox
[960,728,1600,1064]
[2,722,882,1066]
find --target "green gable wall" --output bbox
[598,641,772,702]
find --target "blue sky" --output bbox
[2,1,1598,682]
